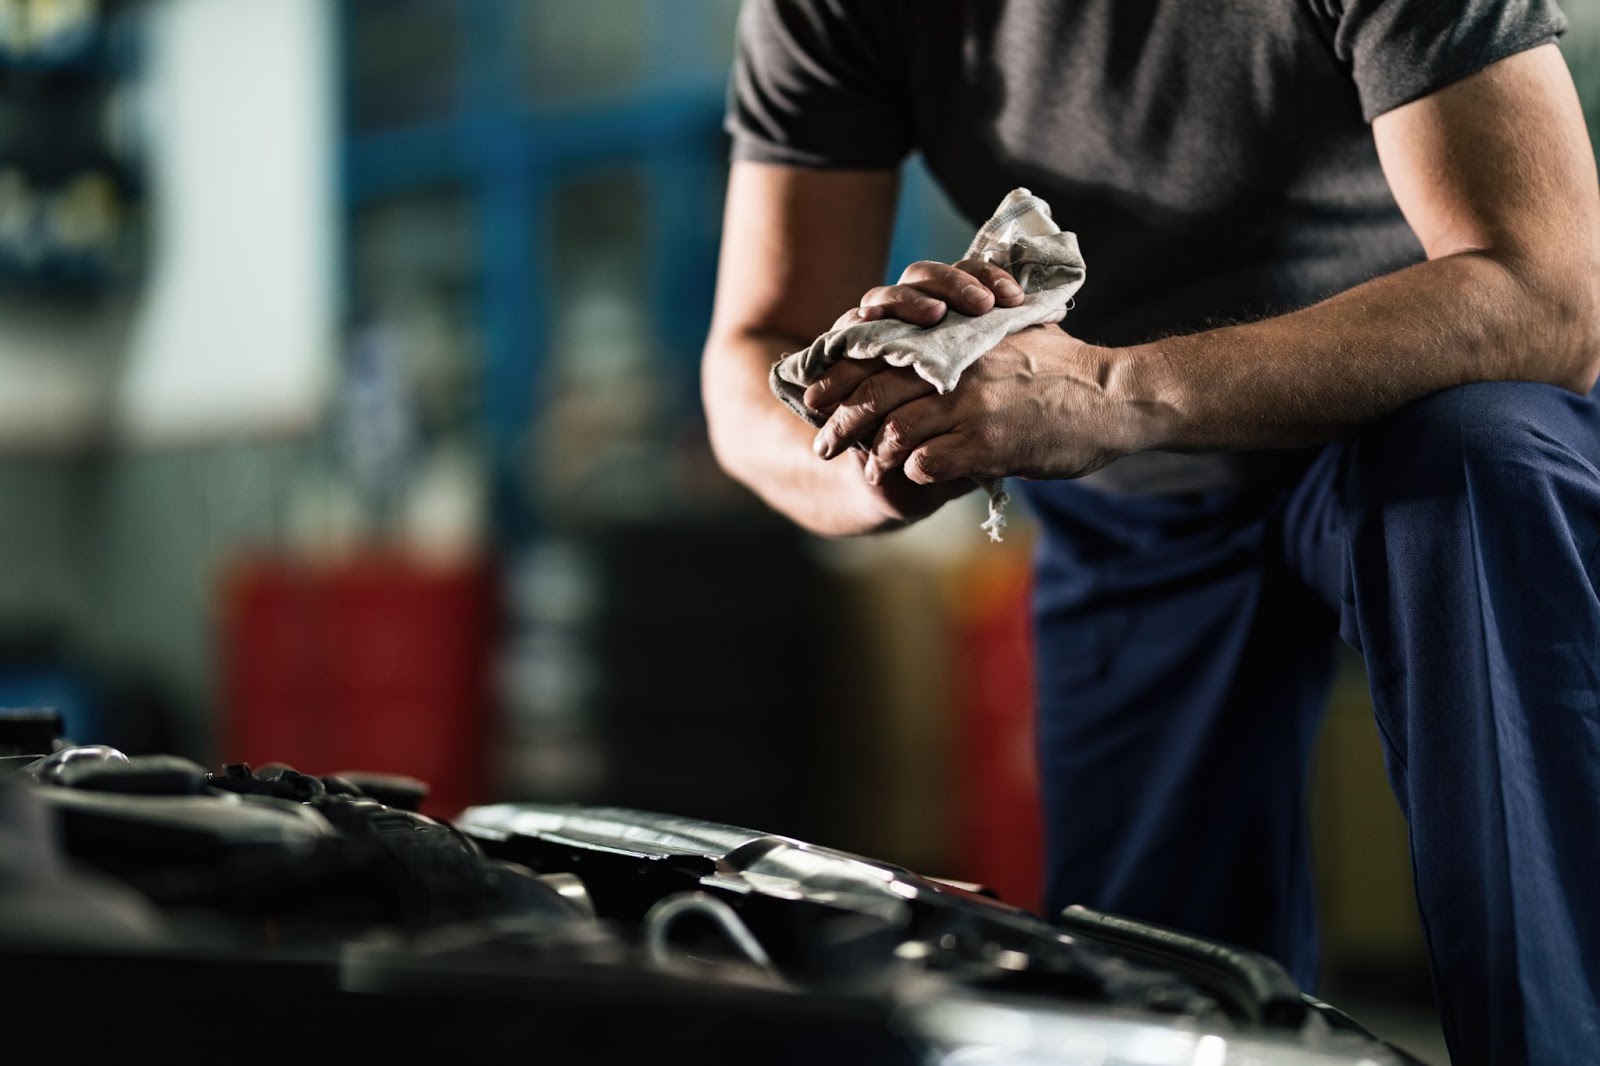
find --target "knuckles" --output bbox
[906,449,946,483]
[899,260,945,283]
[878,415,910,450]
[889,284,938,306]
[812,362,873,404]
[848,377,888,417]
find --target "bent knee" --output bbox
[1351,382,1594,502]
[1385,382,1571,451]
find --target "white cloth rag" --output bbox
[770,188,1087,541]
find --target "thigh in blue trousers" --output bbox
[1024,381,1600,1065]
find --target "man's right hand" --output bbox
[806,258,1023,466]
[702,164,1011,537]
[849,256,1024,328]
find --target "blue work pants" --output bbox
[1024,381,1600,1065]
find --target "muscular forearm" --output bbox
[840,250,1600,489]
[702,328,906,536]
[1133,46,1600,453]
[799,47,1600,491]
[1125,249,1600,453]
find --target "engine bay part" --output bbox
[0,728,1421,1065]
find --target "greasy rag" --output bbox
[770,188,1087,541]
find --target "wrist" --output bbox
[1095,340,1186,455]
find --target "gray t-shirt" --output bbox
[726,0,1568,494]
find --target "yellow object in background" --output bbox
[0,0,96,58]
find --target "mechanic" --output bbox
[700,2,1600,1062]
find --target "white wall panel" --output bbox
[119,0,336,446]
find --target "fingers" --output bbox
[844,260,1024,334]
[829,306,868,332]
[896,261,991,316]
[952,258,1024,307]
[903,438,960,486]
[813,369,935,459]
[804,358,881,412]
[859,395,960,484]
[897,425,1003,485]
[863,454,976,523]
[808,258,1022,454]
[898,259,1025,315]
[858,283,949,326]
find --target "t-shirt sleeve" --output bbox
[1306,0,1569,121]
[725,0,911,169]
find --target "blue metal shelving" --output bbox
[338,0,953,539]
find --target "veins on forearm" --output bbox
[1141,251,1591,453]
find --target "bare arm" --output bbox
[814,45,1600,487]
[700,162,971,534]
[1140,42,1600,452]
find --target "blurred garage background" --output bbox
[4,2,1600,1058]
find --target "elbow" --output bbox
[1565,355,1600,397]
[700,339,750,485]
[1554,268,1600,395]
[700,330,779,496]
[1508,248,1600,394]
[704,414,750,490]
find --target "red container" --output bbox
[222,554,494,819]
[953,552,1044,914]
